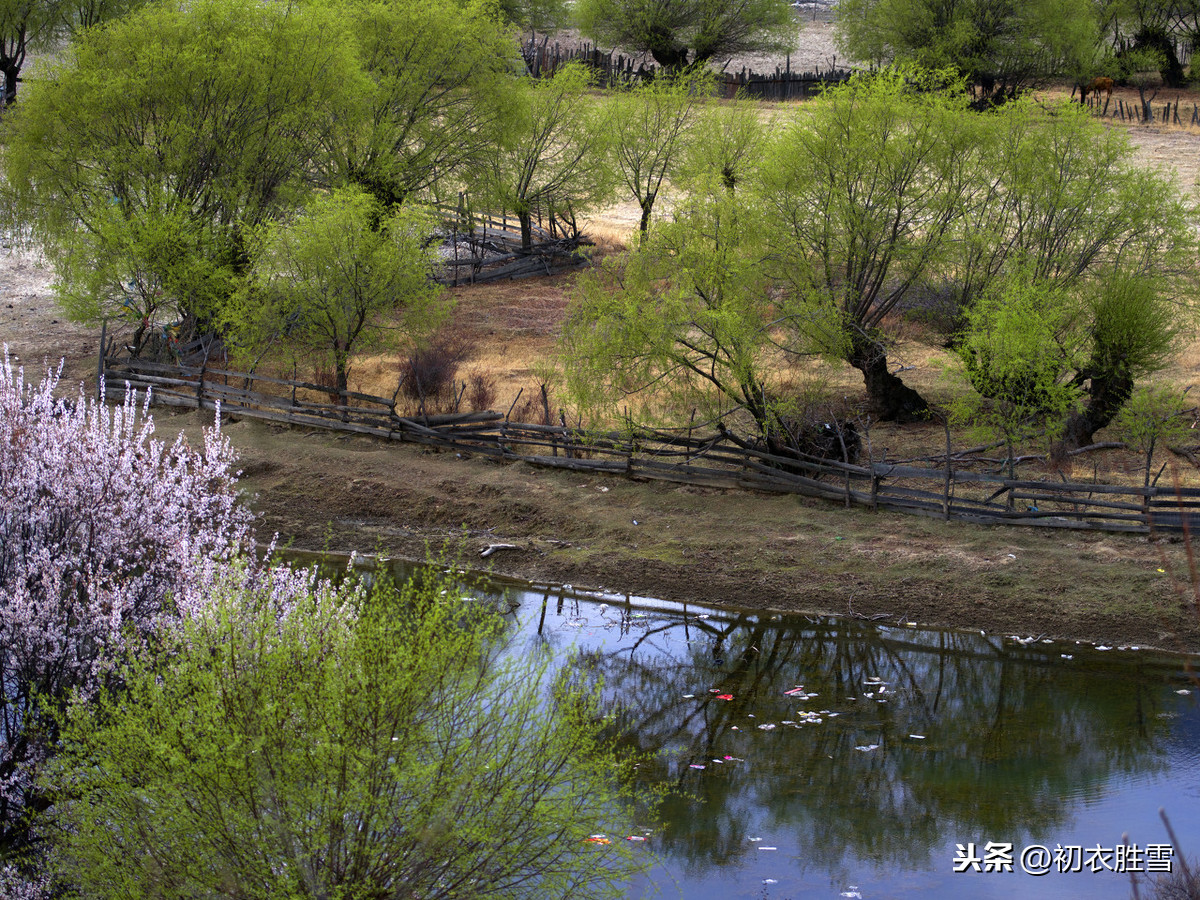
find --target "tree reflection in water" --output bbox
[513,592,1180,879]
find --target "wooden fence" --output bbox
[100,353,1200,535]
[524,40,852,101]
[430,193,591,286]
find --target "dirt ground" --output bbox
[158,407,1200,654]
[5,39,1200,653]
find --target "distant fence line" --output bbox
[100,353,1200,535]
[525,40,853,101]
[1080,93,1200,126]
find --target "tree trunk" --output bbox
[518,208,533,254]
[1,59,18,107]
[849,337,929,422]
[638,198,653,235]
[1057,370,1134,452]
[335,353,351,422]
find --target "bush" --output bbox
[45,564,651,899]
[0,353,254,857]
[400,334,469,413]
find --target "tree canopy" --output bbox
[227,187,447,399]
[575,0,797,70]
[758,68,980,421]
[328,0,517,208]
[2,0,366,344]
[483,62,614,252]
[835,0,1103,105]
[47,566,650,899]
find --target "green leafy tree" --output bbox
[677,93,764,194]
[954,277,1082,479]
[944,99,1196,447]
[956,270,1187,458]
[1060,272,1185,449]
[500,0,570,35]
[0,0,64,105]
[758,68,980,421]
[45,564,650,899]
[2,0,366,347]
[1113,384,1192,489]
[575,0,796,71]
[228,187,446,399]
[609,72,707,236]
[0,0,145,101]
[835,0,1103,106]
[484,62,614,253]
[328,0,517,209]
[561,190,834,447]
[1109,0,1188,86]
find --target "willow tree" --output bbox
[676,93,765,195]
[483,62,614,253]
[226,187,446,400]
[835,0,1103,106]
[561,190,838,447]
[326,0,517,208]
[609,71,708,236]
[945,99,1197,448]
[758,69,981,421]
[2,0,366,348]
[575,0,796,71]
[47,568,651,899]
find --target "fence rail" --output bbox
[100,354,1200,535]
[428,192,591,286]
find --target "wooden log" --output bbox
[1012,492,1145,512]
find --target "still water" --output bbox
[489,579,1200,900]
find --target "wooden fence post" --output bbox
[942,418,952,521]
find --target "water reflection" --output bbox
[281,551,1198,898]
[498,585,1196,897]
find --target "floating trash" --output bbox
[626,835,646,842]
[585,835,611,845]
[757,846,778,851]
[1177,689,1192,695]
[784,686,806,696]
[758,723,777,731]
[689,764,706,769]
[909,734,926,739]
[716,694,734,701]
[683,694,695,699]
[855,744,880,752]
[763,878,778,884]
[1061,654,1073,660]
[749,837,762,842]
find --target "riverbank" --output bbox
[164,409,1200,655]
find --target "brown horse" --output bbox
[1081,76,1114,104]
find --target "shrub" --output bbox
[46,564,651,899]
[465,369,498,412]
[0,352,253,856]
[400,334,469,413]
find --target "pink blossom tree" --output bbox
[0,351,254,858]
